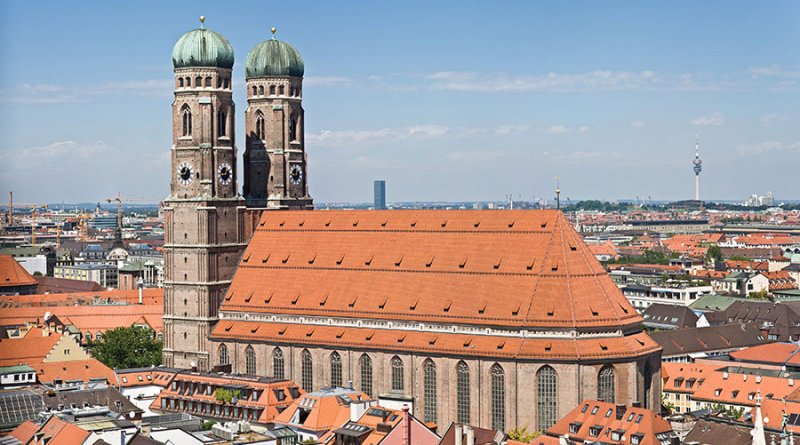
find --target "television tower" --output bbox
[693,136,702,201]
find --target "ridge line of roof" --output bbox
[237,264,610,278]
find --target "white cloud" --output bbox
[544,125,570,134]
[308,123,534,147]
[0,79,174,104]
[691,112,725,127]
[760,113,789,124]
[736,140,800,156]
[304,76,353,87]
[749,66,800,78]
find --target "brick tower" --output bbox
[162,18,247,370]
[243,28,313,210]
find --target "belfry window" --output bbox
[598,365,616,403]
[391,356,404,393]
[457,361,470,423]
[423,359,437,424]
[245,345,256,375]
[279,85,285,95]
[218,110,226,137]
[289,115,298,142]
[185,77,191,87]
[360,354,373,397]
[182,106,192,137]
[330,351,342,387]
[491,364,505,431]
[301,349,313,391]
[218,344,229,366]
[255,112,265,140]
[179,78,184,88]
[537,365,558,431]
[272,348,284,379]
[252,86,257,96]
[205,77,211,87]
[195,76,202,87]
[270,85,276,95]
[258,85,264,96]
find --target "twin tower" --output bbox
[163,19,312,370]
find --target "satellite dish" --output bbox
[129,411,136,419]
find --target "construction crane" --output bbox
[105,192,123,229]
[29,203,48,246]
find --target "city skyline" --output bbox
[1,1,798,204]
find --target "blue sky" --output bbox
[0,1,798,204]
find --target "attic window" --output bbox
[551,263,559,272]
[349,296,357,308]
[243,252,251,263]
[544,343,552,351]
[264,292,273,304]
[225,292,233,301]
[291,294,300,305]
[395,255,403,267]
[547,306,555,317]
[306,328,314,337]
[590,307,599,316]
[352,220,359,227]
[459,257,468,269]
[512,303,521,316]
[282,253,290,264]
[497,341,505,350]
[494,258,503,269]
[279,220,285,227]
[308,254,316,265]
[298,220,304,227]
[336,254,345,265]
[473,221,480,228]
[397,335,406,343]
[426,256,434,268]
[410,220,417,227]
[570,244,577,251]
[463,338,472,347]
[527,260,535,271]
[381,219,388,227]
[618,302,629,314]
[541,222,547,228]
[508,221,515,228]
[319,295,328,306]
[336,330,344,339]
[262,253,270,263]
[599,342,608,351]
[244,292,253,303]
[278,327,287,335]
[443,300,452,312]
[478,301,487,314]
[250,326,259,334]
[365,255,373,266]
[365,332,374,341]
[429,336,437,345]
[259,220,266,227]
[325,220,331,227]
[378,298,387,309]
[441,220,448,227]
[410,299,418,310]
[224,323,233,332]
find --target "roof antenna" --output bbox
[555,176,561,211]
[199,16,205,29]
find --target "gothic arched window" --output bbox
[195,76,202,87]
[289,115,298,142]
[205,77,211,87]
[258,85,264,96]
[330,351,342,387]
[598,365,616,403]
[301,349,313,391]
[491,364,505,431]
[179,78,184,88]
[537,365,558,431]
[185,77,191,87]
[218,110,226,137]
[272,348,284,379]
[279,85,285,95]
[255,112,265,140]
[423,359,437,424]
[252,86,257,96]
[457,361,470,424]
[218,344,229,366]
[360,354,373,397]
[391,356,404,393]
[269,85,276,95]
[182,106,192,137]
[245,345,256,375]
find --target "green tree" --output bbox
[705,245,723,263]
[90,326,162,369]
[507,426,541,442]
[749,289,769,299]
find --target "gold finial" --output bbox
[199,16,205,29]
[271,27,277,39]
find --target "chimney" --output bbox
[403,405,411,445]
[790,378,795,387]
[723,372,729,380]
[455,424,463,445]
[137,277,144,304]
[756,375,762,383]
[616,404,627,420]
[466,425,475,445]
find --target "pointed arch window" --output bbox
[272,347,284,379]
[391,356,404,393]
[330,351,342,387]
[491,364,505,431]
[218,344,229,366]
[255,112,265,140]
[423,359,437,424]
[598,365,616,403]
[195,76,202,87]
[182,106,192,137]
[360,354,373,397]
[457,361,470,424]
[270,85,276,95]
[537,365,558,431]
[258,85,264,96]
[301,349,313,391]
[245,346,256,375]
[252,86,257,96]
[279,85,285,95]
[289,115,298,142]
[218,110,226,137]
[179,78,184,88]
[205,77,212,87]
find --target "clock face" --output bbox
[178,162,194,185]
[218,162,232,185]
[289,164,303,185]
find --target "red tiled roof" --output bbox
[36,358,116,385]
[0,327,61,366]
[547,399,673,445]
[8,420,38,442]
[275,388,370,433]
[692,371,796,407]
[729,342,800,366]
[0,288,163,308]
[0,255,37,288]
[661,362,722,395]
[223,210,642,331]
[35,415,90,445]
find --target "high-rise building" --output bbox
[162,18,247,371]
[373,180,386,210]
[243,28,313,210]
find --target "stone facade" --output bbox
[162,65,247,371]
[211,340,661,432]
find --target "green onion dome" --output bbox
[172,20,234,69]
[245,34,304,78]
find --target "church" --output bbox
[161,19,662,433]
